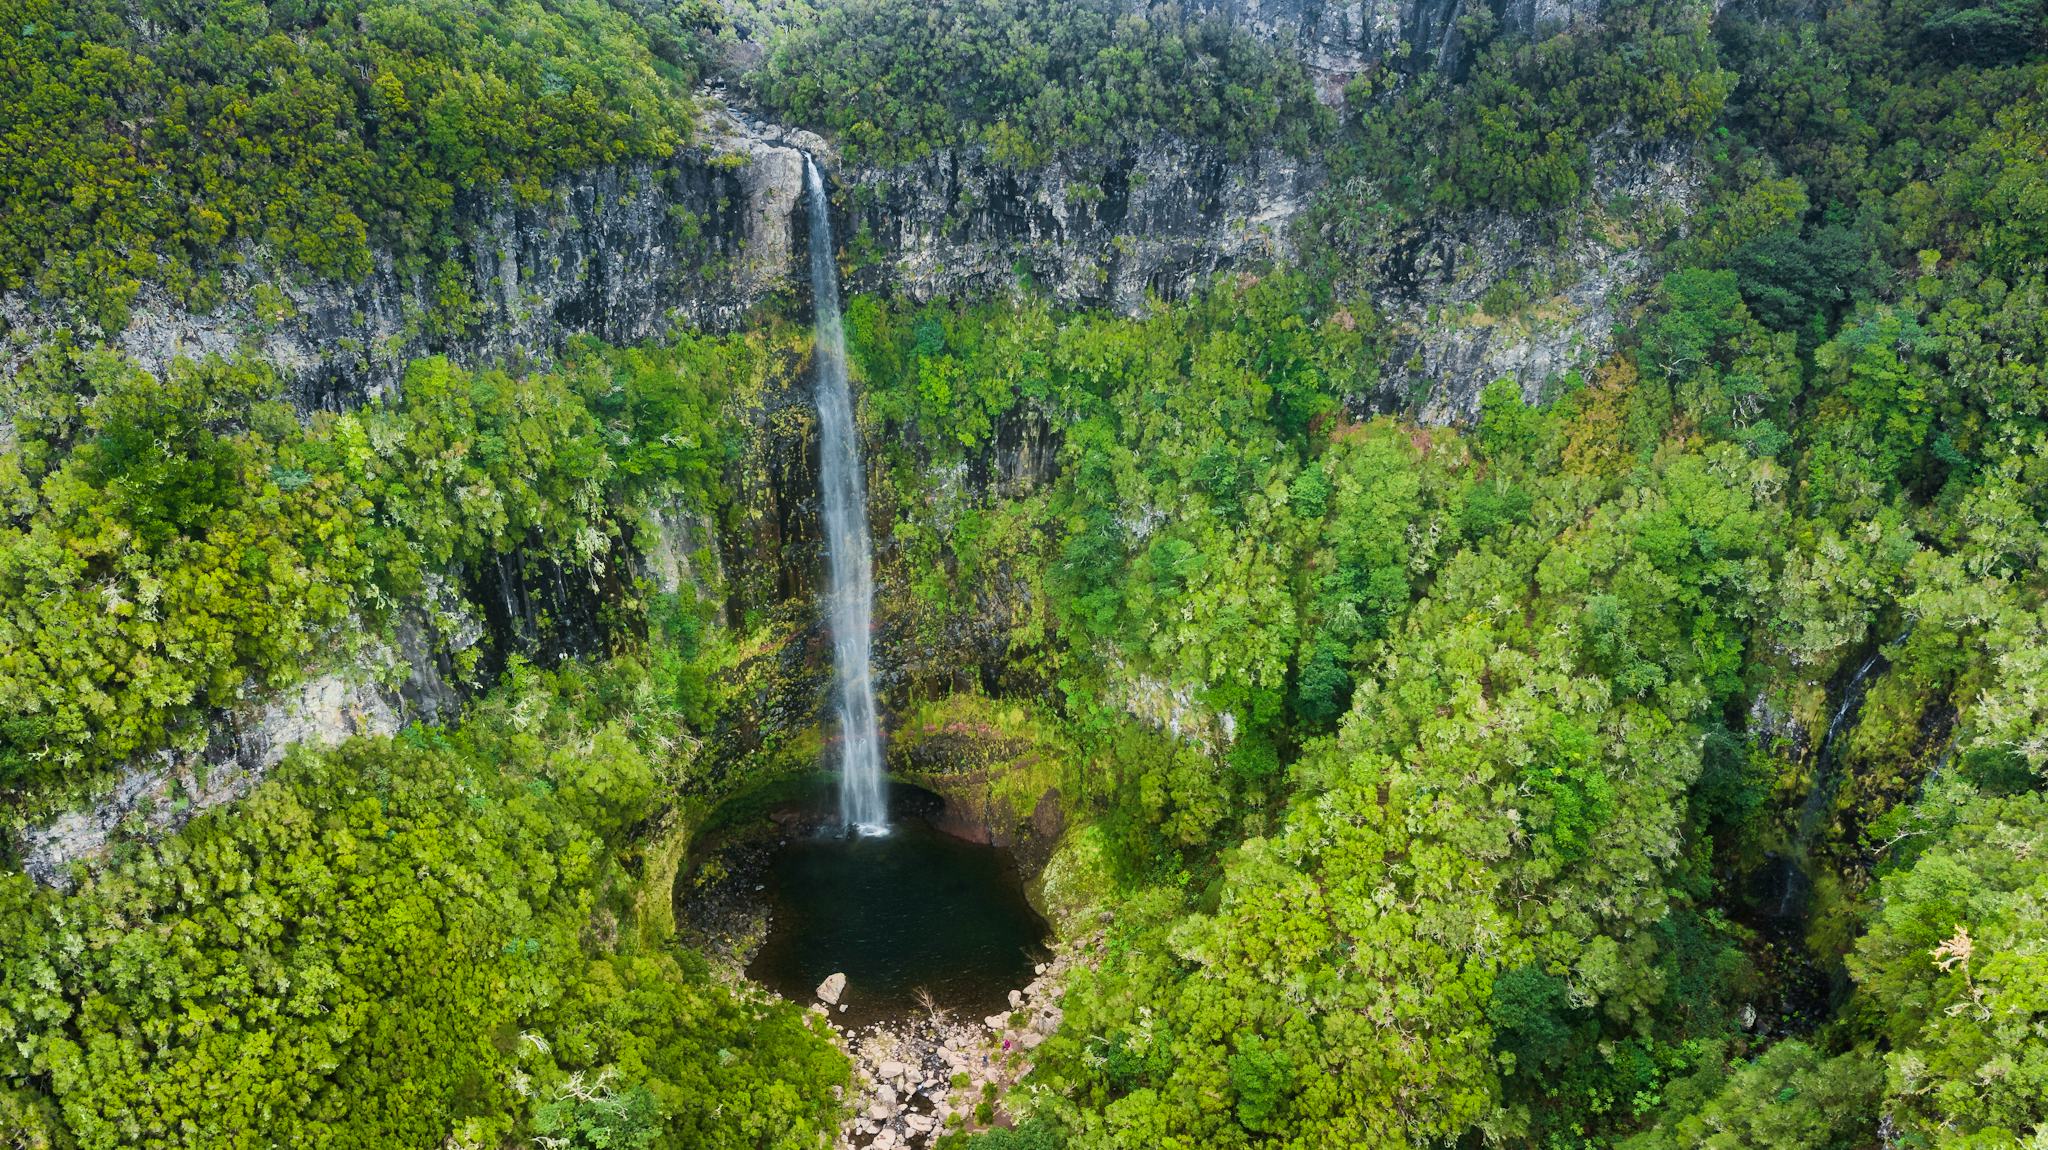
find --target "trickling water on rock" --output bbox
[1776,646,1888,917]
[1741,635,1898,1033]
[805,154,888,833]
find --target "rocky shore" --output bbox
[822,937,1083,1150]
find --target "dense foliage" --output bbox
[0,660,847,1148]
[1328,0,1735,217]
[0,0,702,329]
[0,331,764,818]
[820,1,2048,1142]
[751,0,1328,165]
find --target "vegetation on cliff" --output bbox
[0,0,704,330]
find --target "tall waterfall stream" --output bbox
[805,155,889,833]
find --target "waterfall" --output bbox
[804,155,888,834]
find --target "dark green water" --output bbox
[748,786,1050,1026]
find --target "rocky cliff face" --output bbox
[839,137,1315,313]
[1137,0,1603,101]
[1345,139,1704,419]
[88,140,798,410]
[7,105,1316,408]
[14,617,461,888]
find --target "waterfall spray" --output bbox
[804,155,887,834]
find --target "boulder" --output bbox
[816,972,847,1005]
[1007,990,1023,1009]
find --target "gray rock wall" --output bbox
[841,137,1314,313]
[1344,139,1702,419]
[96,139,801,410]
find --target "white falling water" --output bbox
[804,155,888,833]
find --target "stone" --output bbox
[1034,963,1047,975]
[1020,1031,1045,1050]
[905,1114,934,1133]
[878,1059,906,1081]
[1007,990,1023,1009]
[816,972,847,1005]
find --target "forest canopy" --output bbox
[0,0,703,329]
[751,0,1329,165]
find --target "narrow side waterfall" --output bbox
[804,155,887,833]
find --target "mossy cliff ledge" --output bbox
[887,696,1070,876]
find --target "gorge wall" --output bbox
[13,110,1320,411]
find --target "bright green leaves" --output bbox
[1488,965,1583,1077]
[1810,305,1943,502]
[1847,791,2048,1142]
[1225,1035,1295,1134]
[1529,717,1615,864]
[1293,423,1450,729]
[1623,1041,1884,1150]
[0,0,697,327]
[0,337,746,809]
[0,664,846,1149]
[753,0,1326,165]
[1640,269,1802,457]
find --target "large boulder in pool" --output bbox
[816,971,847,1005]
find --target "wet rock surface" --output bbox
[677,823,784,974]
